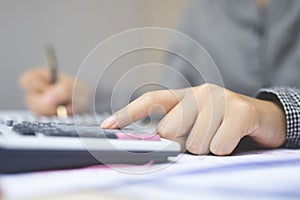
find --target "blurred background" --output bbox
[0,0,190,109]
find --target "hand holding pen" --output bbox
[19,45,90,116]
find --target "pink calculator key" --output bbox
[115,132,161,141]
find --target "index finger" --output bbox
[101,89,186,129]
[19,68,51,93]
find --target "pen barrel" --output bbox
[49,67,57,84]
[45,45,58,84]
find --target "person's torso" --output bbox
[169,0,300,96]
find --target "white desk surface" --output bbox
[1,149,300,200]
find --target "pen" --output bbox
[44,45,68,118]
[45,45,58,84]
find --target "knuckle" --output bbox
[210,135,235,156]
[140,90,168,107]
[114,109,133,127]
[186,144,202,155]
[192,83,224,100]
[195,83,218,92]
[141,91,157,104]
[203,83,217,88]
[186,138,209,155]
[210,145,233,156]
[157,124,173,139]
[192,84,206,95]
[158,129,172,139]
[228,97,253,117]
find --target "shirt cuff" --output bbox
[255,87,300,148]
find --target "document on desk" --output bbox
[1,149,300,200]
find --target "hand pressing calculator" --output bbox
[0,111,180,173]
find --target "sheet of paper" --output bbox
[1,149,300,200]
[111,149,300,200]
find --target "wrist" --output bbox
[251,99,286,148]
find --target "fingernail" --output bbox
[101,116,116,128]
